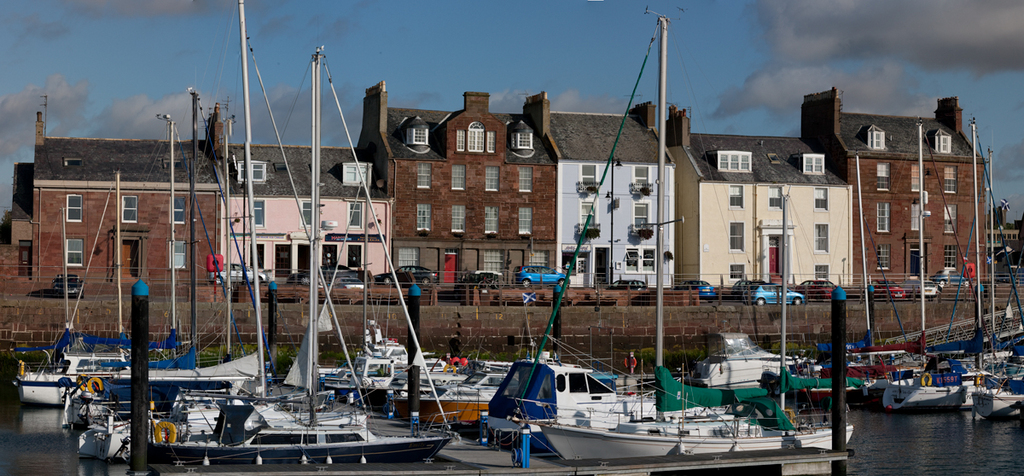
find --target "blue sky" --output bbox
[2,0,1023,220]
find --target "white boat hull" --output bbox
[972,392,1024,420]
[881,383,971,412]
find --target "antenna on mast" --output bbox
[40,95,47,134]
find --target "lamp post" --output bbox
[607,160,622,285]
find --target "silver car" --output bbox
[901,279,939,300]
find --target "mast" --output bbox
[987,148,996,356]
[971,120,981,369]
[918,119,925,340]
[654,14,667,371]
[854,154,871,337]
[62,208,69,327]
[309,47,324,422]
[165,116,177,339]
[116,170,123,335]
[780,193,789,412]
[223,112,233,358]
[190,90,200,350]
[237,0,265,397]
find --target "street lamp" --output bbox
[157,113,177,337]
[607,160,622,285]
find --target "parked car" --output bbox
[872,280,906,300]
[214,263,268,285]
[514,266,566,287]
[747,284,805,306]
[374,265,438,285]
[457,271,502,290]
[730,279,768,300]
[52,274,83,297]
[287,265,358,285]
[608,279,648,290]
[674,280,716,299]
[330,276,365,289]
[996,269,1024,284]
[900,279,939,300]
[930,269,951,287]
[792,279,837,301]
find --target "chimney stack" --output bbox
[630,102,657,130]
[523,92,550,138]
[801,87,841,140]
[463,92,490,114]
[358,81,387,149]
[934,96,963,133]
[666,105,690,148]
[35,111,45,146]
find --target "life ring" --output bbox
[920,373,933,387]
[79,377,104,393]
[153,420,177,444]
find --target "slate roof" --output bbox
[549,112,663,163]
[686,134,846,186]
[33,137,220,184]
[223,144,386,199]
[384,108,556,165]
[839,113,975,157]
[11,162,33,220]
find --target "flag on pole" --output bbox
[522,292,537,304]
[1000,199,1010,210]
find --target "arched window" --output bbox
[467,122,485,152]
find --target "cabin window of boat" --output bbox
[121,196,138,223]
[66,239,84,266]
[326,433,364,443]
[501,367,532,397]
[66,195,83,222]
[367,363,389,377]
[537,374,552,399]
[587,375,613,394]
[254,434,305,445]
[463,373,485,385]
[568,373,588,393]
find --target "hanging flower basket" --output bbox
[584,228,601,240]
[640,185,652,196]
[585,185,599,194]
[664,250,674,261]
[417,229,429,237]
[637,227,654,240]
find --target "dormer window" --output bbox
[403,117,429,146]
[467,122,485,152]
[715,151,751,172]
[867,126,885,150]
[63,157,82,167]
[236,160,266,183]
[932,130,951,154]
[511,121,534,151]
[343,163,372,188]
[803,154,825,174]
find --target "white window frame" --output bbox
[944,204,957,233]
[911,164,920,192]
[944,166,957,193]
[814,264,829,280]
[729,263,745,282]
[417,163,431,189]
[519,167,533,192]
[485,166,499,191]
[122,196,138,223]
[417,204,431,230]
[729,222,745,252]
[877,244,891,269]
[348,201,363,229]
[803,154,825,174]
[634,166,649,184]
[814,223,829,253]
[237,160,267,183]
[301,201,312,227]
[519,207,532,235]
[814,188,828,211]
[716,151,752,172]
[343,163,371,187]
[486,131,496,153]
[468,122,485,152]
[451,164,466,190]
[483,249,503,273]
[484,206,498,234]
[456,130,466,152]
[624,248,641,273]
[406,127,428,145]
[67,194,83,222]
[877,163,890,190]
[254,200,265,228]
[641,248,655,273]
[580,201,595,224]
[530,250,548,266]
[911,203,920,231]
[869,128,885,150]
[173,240,186,269]
[174,196,186,224]
[877,202,890,233]
[66,238,84,266]
[768,187,782,210]
[936,131,951,154]
[514,132,533,149]
[451,205,466,232]
[633,202,649,227]
[944,244,957,269]
[398,247,419,267]
[581,164,597,183]
[729,185,744,209]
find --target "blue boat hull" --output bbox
[147,437,450,465]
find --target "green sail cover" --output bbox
[779,369,864,394]
[654,366,794,430]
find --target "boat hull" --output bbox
[148,436,450,465]
[973,392,1024,420]
[393,398,487,425]
[881,383,969,412]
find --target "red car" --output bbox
[793,279,836,301]
[872,280,906,300]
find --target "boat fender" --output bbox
[153,420,177,444]
[18,360,24,376]
[920,373,932,387]
[974,375,984,388]
[79,377,104,393]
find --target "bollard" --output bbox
[129,280,149,475]
[831,286,848,476]
[519,425,532,468]
[408,284,421,436]
[479,414,488,446]
[385,389,396,419]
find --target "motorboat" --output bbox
[685,333,795,389]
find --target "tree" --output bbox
[0,209,11,244]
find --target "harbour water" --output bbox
[1,380,1021,475]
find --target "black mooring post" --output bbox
[129,280,150,475]
[831,286,848,476]
[408,284,421,435]
[268,281,278,371]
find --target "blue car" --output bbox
[747,285,805,306]
[674,280,717,299]
[515,266,566,287]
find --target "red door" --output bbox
[768,236,779,280]
[444,250,458,283]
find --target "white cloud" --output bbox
[753,0,1024,76]
[0,74,89,155]
[548,90,626,114]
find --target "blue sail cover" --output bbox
[99,346,196,370]
[926,329,984,354]
[14,328,72,353]
[81,329,177,350]
[816,329,872,352]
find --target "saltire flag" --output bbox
[1000,199,1010,210]
[522,292,537,304]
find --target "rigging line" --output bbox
[860,214,907,339]
[524,17,661,402]
[247,36,309,142]
[322,57,448,424]
[73,184,114,328]
[667,26,714,139]
[921,135,978,304]
[980,157,1024,340]
[941,215,979,340]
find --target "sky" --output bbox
[2,0,1023,222]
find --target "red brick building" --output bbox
[358,82,558,282]
[802,89,984,281]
